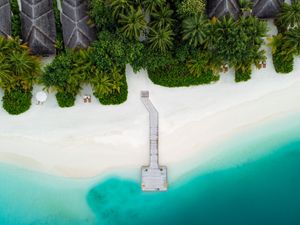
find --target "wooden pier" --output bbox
[141,91,168,192]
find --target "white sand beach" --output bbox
[1,22,300,179]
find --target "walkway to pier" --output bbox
[141,91,168,192]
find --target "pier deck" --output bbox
[141,91,168,192]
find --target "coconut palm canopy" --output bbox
[252,0,284,18]
[20,0,56,55]
[0,0,11,36]
[207,0,240,19]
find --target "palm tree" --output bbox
[0,36,41,92]
[109,0,133,19]
[182,14,210,47]
[239,0,253,16]
[283,26,300,55]
[143,0,165,13]
[0,54,13,89]
[111,66,124,93]
[119,6,147,40]
[91,70,113,98]
[150,5,174,29]
[148,25,174,52]
[186,51,212,77]
[276,1,300,31]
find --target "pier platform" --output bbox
[141,91,168,192]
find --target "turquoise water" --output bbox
[1,116,300,225]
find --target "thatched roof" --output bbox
[252,0,284,18]
[207,0,241,19]
[20,0,56,55]
[0,0,11,36]
[61,0,96,49]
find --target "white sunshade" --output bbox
[36,91,47,102]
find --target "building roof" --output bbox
[0,0,12,36]
[252,0,284,18]
[61,0,96,49]
[20,0,56,55]
[207,0,241,19]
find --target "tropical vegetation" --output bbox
[0,36,41,114]
[271,0,300,73]
[0,0,300,114]
[10,0,21,37]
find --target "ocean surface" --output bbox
[0,115,300,225]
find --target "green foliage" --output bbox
[119,6,147,40]
[276,1,300,32]
[270,26,300,74]
[2,89,32,115]
[91,66,127,105]
[148,63,219,87]
[272,51,294,73]
[209,16,267,81]
[42,49,91,96]
[182,14,210,47]
[177,0,206,17]
[239,0,254,14]
[270,33,294,73]
[142,0,166,13]
[131,47,174,72]
[42,34,130,107]
[283,27,300,56]
[146,45,219,87]
[52,0,64,53]
[97,71,128,105]
[110,0,133,19]
[56,92,76,108]
[150,5,175,29]
[89,0,116,31]
[148,25,174,52]
[0,36,41,92]
[235,66,252,82]
[187,50,213,77]
[10,0,21,37]
[91,31,143,72]
[91,70,114,98]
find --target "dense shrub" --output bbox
[209,16,267,82]
[177,0,206,17]
[276,1,300,32]
[235,66,252,82]
[42,38,130,107]
[273,52,294,73]
[0,36,41,92]
[91,66,128,105]
[147,46,219,87]
[97,74,128,105]
[90,31,143,72]
[272,1,300,73]
[2,89,32,115]
[42,49,91,107]
[270,28,299,74]
[0,37,41,114]
[56,92,76,108]
[148,62,219,87]
[89,0,116,31]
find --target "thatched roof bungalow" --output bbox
[0,0,11,36]
[20,0,56,55]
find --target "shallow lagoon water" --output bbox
[1,115,300,225]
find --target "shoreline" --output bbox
[0,53,300,179]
